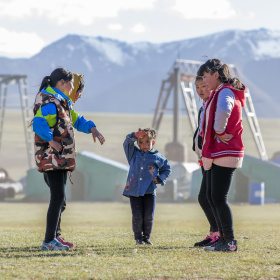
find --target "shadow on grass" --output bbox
[0,244,196,259]
[0,246,85,258]
[83,244,193,257]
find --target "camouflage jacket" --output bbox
[33,91,76,172]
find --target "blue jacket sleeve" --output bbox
[123,132,137,164]
[32,103,57,141]
[157,158,172,186]
[73,114,96,133]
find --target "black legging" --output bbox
[44,170,67,243]
[206,163,236,241]
[198,167,219,233]
[129,194,156,240]
[43,172,66,238]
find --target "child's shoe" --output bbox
[143,238,153,245]
[41,238,69,251]
[213,239,238,252]
[194,235,212,247]
[135,239,144,245]
[57,236,74,248]
[204,237,223,251]
[204,235,220,247]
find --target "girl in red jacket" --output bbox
[197,59,246,252]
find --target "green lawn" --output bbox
[1,111,280,279]
[0,202,280,279]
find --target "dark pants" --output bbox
[206,164,236,241]
[198,167,219,233]
[129,194,156,240]
[43,170,67,243]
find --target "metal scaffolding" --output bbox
[0,75,35,168]
[152,59,268,161]
[243,88,268,160]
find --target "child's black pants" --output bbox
[44,170,67,243]
[206,163,236,241]
[198,167,219,233]
[129,194,156,240]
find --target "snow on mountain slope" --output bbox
[0,28,279,118]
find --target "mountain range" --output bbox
[1,28,280,118]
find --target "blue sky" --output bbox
[0,0,279,58]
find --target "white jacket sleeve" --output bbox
[214,88,235,134]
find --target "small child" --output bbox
[192,76,220,247]
[192,76,210,164]
[123,128,171,245]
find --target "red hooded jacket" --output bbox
[201,83,246,159]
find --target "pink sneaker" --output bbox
[56,237,74,248]
[209,236,220,244]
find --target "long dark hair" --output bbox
[38,67,73,93]
[197,59,243,90]
[30,68,73,124]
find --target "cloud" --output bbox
[0,28,45,58]
[108,24,123,31]
[131,23,146,33]
[0,0,157,25]
[171,0,236,19]
[248,12,255,18]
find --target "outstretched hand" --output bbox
[91,127,105,145]
[134,131,146,139]
[215,133,233,145]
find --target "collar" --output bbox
[41,87,73,107]
[207,83,225,102]
[215,83,224,92]
[140,148,158,154]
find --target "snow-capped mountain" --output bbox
[1,28,280,118]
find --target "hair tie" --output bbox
[46,76,51,83]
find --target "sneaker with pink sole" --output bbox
[56,236,74,248]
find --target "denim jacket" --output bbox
[123,133,171,197]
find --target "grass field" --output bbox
[0,202,280,279]
[1,111,280,279]
[1,110,280,181]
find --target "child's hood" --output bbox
[42,86,73,107]
[224,83,246,108]
[235,84,246,107]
